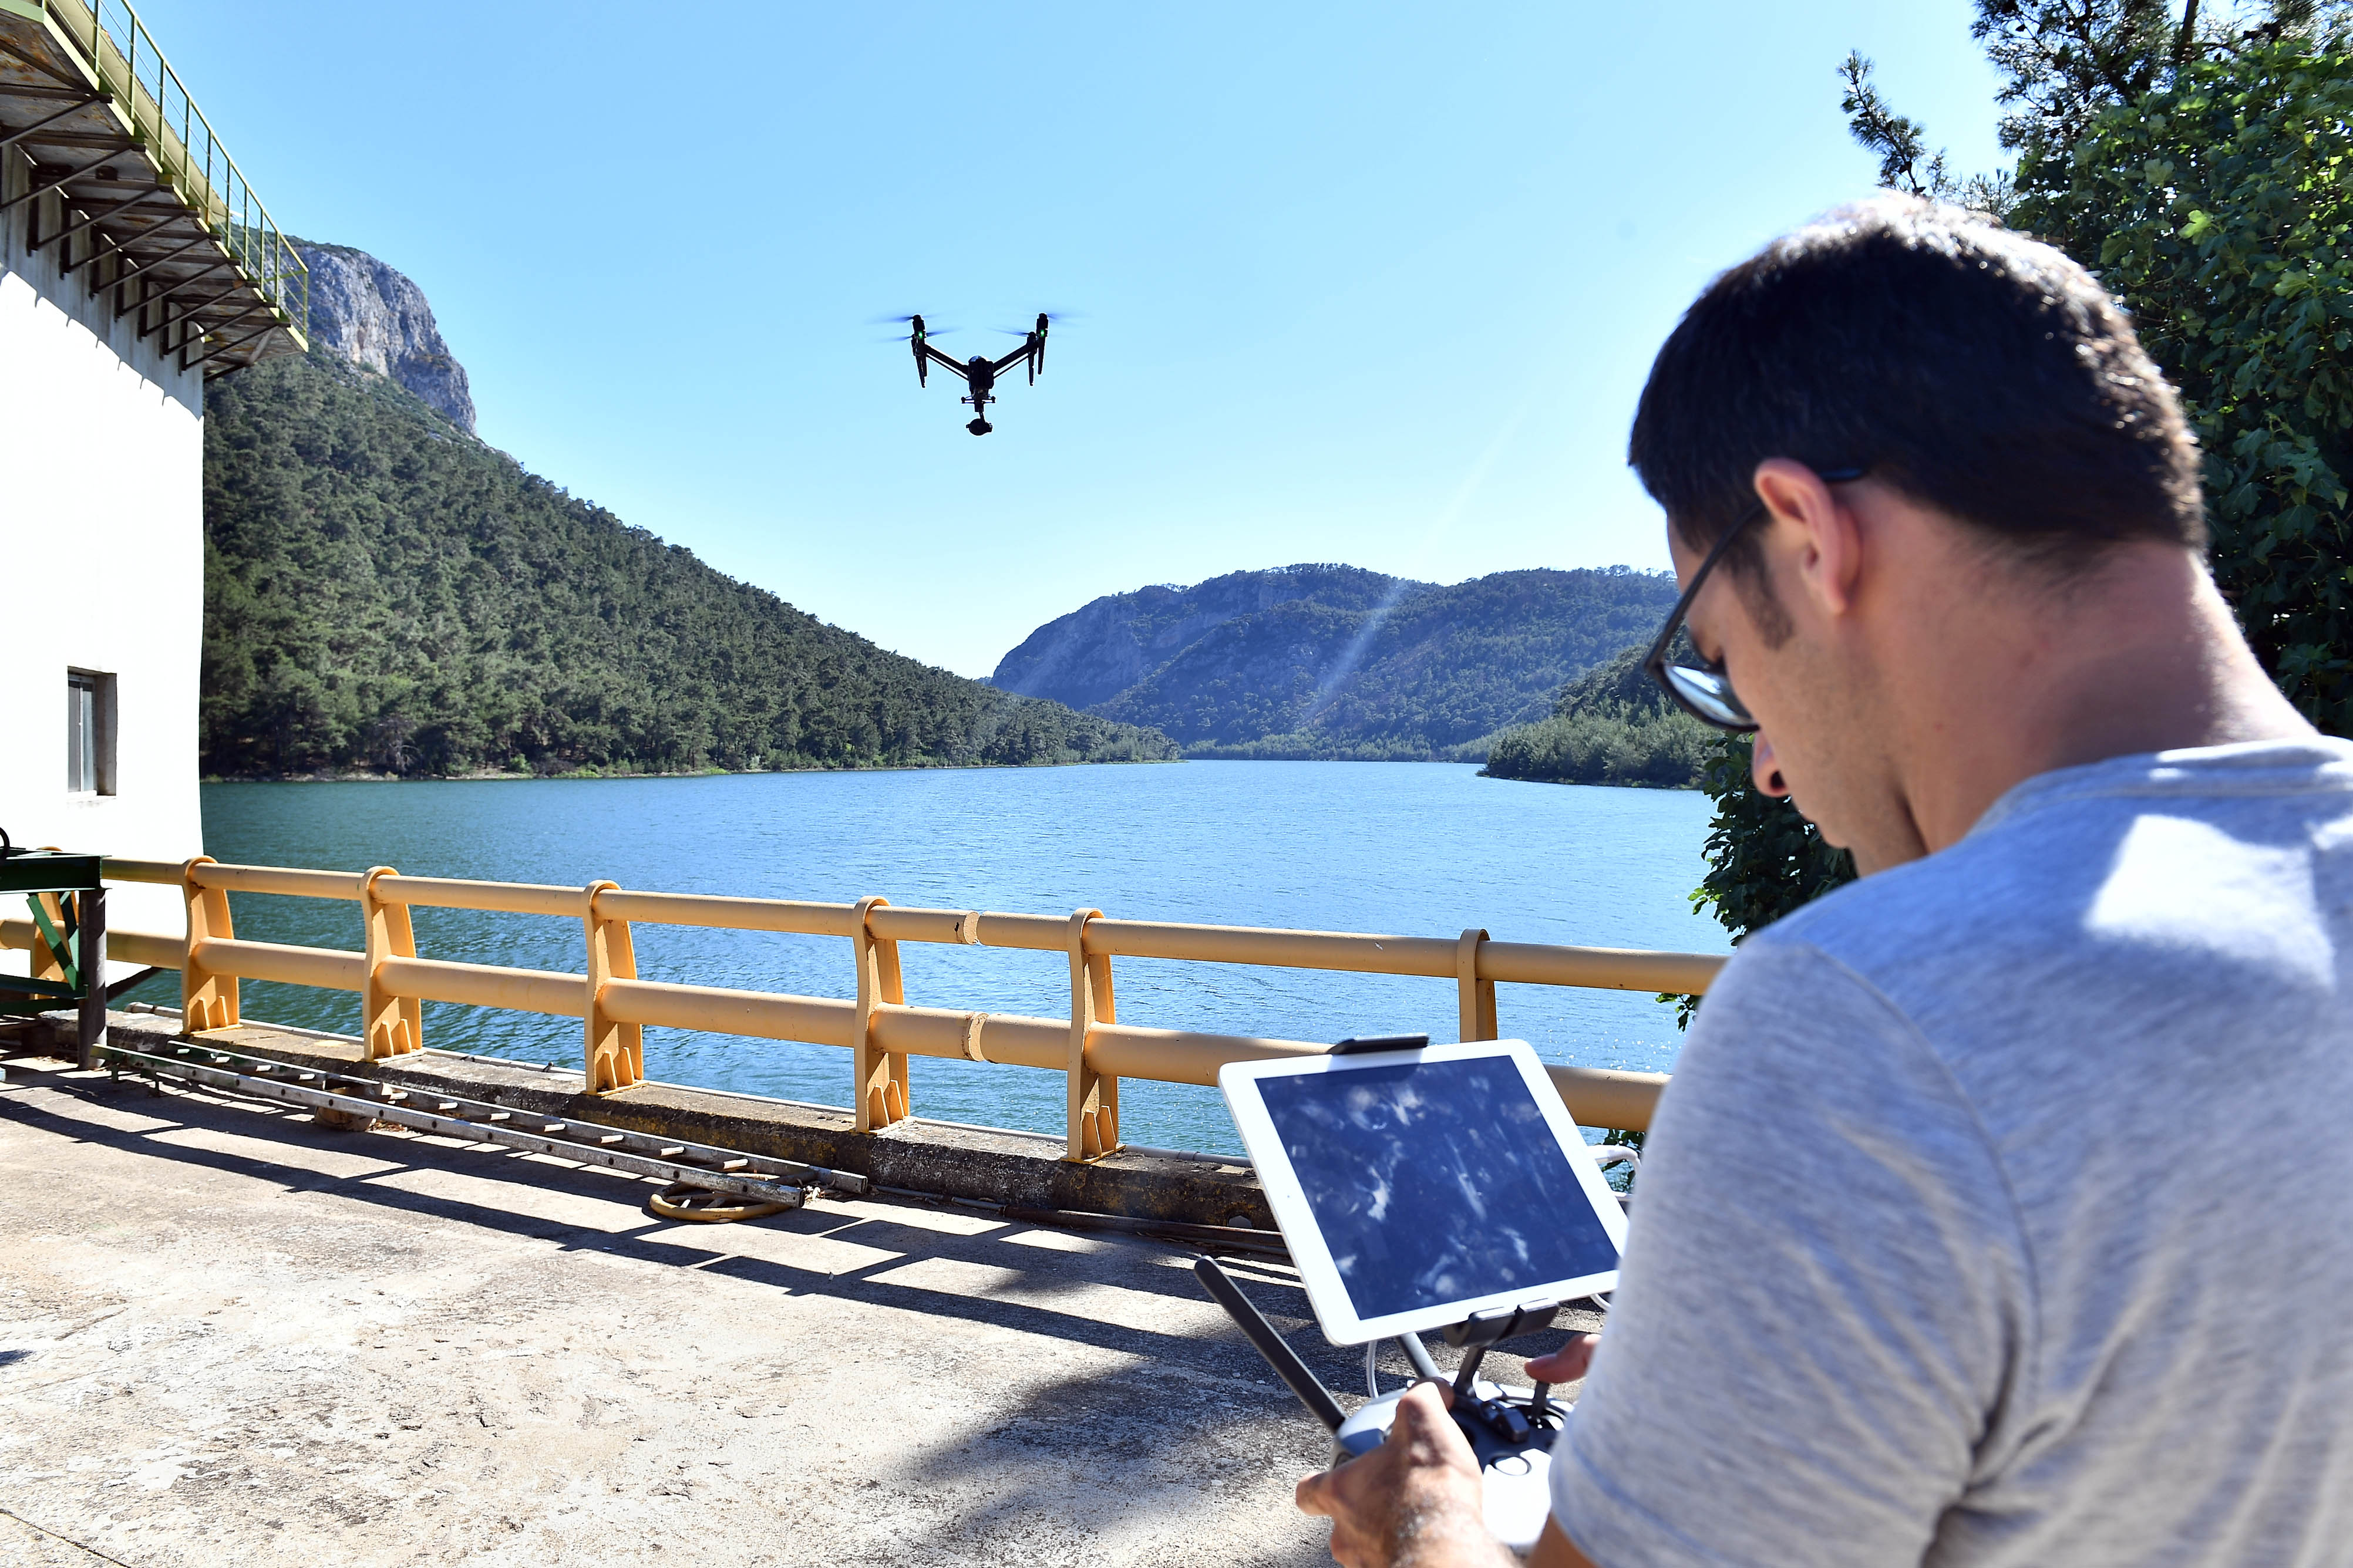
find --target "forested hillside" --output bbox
[201,349,1177,777]
[995,565,1678,759]
[1480,641,1712,788]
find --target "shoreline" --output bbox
[201,756,1190,784]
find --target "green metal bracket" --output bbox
[26,894,78,990]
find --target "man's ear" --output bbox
[1752,459,1863,619]
[1751,731,1789,797]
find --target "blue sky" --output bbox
[148,2,2006,676]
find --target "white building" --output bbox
[0,0,305,973]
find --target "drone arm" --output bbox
[987,342,1039,378]
[918,343,971,382]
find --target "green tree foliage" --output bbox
[201,350,1179,777]
[1689,737,1856,938]
[1661,734,1857,1027]
[1839,52,2016,215]
[1480,642,1715,788]
[2011,31,2353,729]
[1975,0,2188,150]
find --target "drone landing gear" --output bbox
[966,417,993,436]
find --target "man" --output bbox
[1297,198,2353,1566]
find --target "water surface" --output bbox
[185,762,1727,1154]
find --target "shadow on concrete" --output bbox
[0,1065,1361,1375]
[849,1354,1341,1566]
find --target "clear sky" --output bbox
[146,1,2006,677]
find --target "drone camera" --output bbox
[967,417,992,436]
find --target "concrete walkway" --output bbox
[0,1054,1580,1566]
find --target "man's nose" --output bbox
[1751,733,1790,797]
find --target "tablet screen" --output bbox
[1254,1054,1619,1323]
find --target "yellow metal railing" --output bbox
[2,857,1722,1149]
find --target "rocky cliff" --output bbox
[291,239,477,434]
[992,564,1680,758]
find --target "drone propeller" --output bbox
[992,310,1075,332]
[871,313,958,342]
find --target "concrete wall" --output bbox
[0,145,206,965]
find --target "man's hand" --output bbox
[1522,1333,1598,1388]
[1294,1381,1514,1568]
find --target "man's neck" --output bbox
[1886,544,2317,855]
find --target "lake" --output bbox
[176,762,1728,1155]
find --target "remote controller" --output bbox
[1193,1255,1568,1552]
[1332,1378,1562,1547]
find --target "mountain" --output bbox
[292,240,477,435]
[200,247,1177,778]
[1480,640,1712,789]
[992,565,1680,758]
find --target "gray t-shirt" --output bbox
[1551,739,2353,1567]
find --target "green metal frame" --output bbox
[1,0,308,341]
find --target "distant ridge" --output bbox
[993,565,1678,759]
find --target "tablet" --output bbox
[1220,1040,1628,1345]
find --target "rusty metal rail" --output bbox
[97,1039,866,1205]
[1,856,1720,1151]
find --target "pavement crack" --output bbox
[0,1503,142,1566]
[49,1306,128,1340]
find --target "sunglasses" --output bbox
[1642,467,1867,732]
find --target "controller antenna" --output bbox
[1192,1255,1345,1432]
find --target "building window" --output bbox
[66,669,116,795]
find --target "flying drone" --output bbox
[888,312,1054,435]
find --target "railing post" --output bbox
[1458,926,1497,1041]
[1065,908,1119,1161]
[851,896,909,1131]
[359,866,421,1058]
[179,855,238,1032]
[584,881,642,1093]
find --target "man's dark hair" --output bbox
[1628,198,2204,585]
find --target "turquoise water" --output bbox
[179,763,1727,1155]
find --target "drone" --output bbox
[893,312,1053,435]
